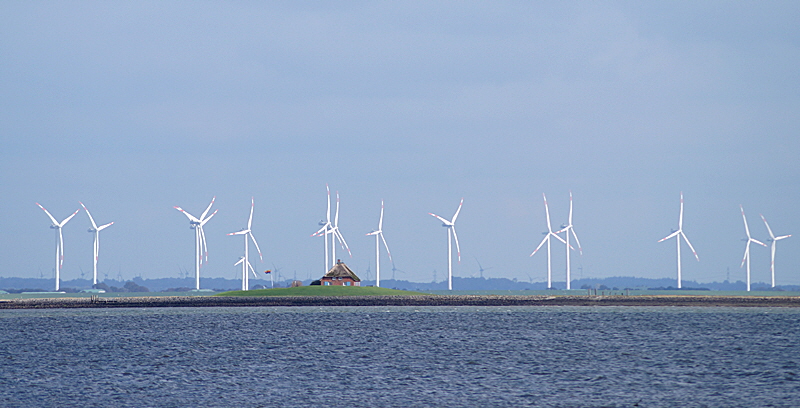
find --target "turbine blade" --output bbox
[378,200,384,230]
[380,232,392,262]
[678,192,684,230]
[570,228,583,255]
[334,192,340,227]
[681,232,700,261]
[760,214,776,240]
[174,206,200,223]
[326,184,331,223]
[543,193,553,232]
[530,235,548,256]
[335,229,352,257]
[97,222,114,231]
[451,227,461,263]
[248,261,258,278]
[658,231,680,242]
[568,191,574,225]
[80,202,98,229]
[61,209,80,226]
[741,242,750,268]
[312,223,329,237]
[200,196,216,221]
[741,205,751,238]
[451,198,464,223]
[247,197,255,230]
[36,203,59,225]
[250,232,263,261]
[429,213,452,225]
[234,257,244,266]
[59,228,65,267]
[775,234,792,240]
[751,238,767,247]
[228,229,249,236]
[551,232,567,245]
[200,209,218,226]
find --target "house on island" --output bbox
[319,259,361,286]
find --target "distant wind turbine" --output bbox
[174,196,218,290]
[366,200,392,287]
[530,193,569,289]
[79,202,114,286]
[37,203,80,291]
[227,197,263,291]
[658,192,699,289]
[474,257,493,279]
[555,191,583,290]
[429,198,463,290]
[760,214,792,288]
[740,205,766,292]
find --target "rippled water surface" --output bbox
[1,306,799,407]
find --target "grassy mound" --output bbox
[216,285,429,297]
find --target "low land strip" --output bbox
[2,295,800,309]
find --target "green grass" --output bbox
[216,285,430,297]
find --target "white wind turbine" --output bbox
[227,197,263,291]
[760,214,792,288]
[429,198,463,291]
[311,184,332,275]
[555,191,583,290]
[739,205,766,292]
[658,192,699,289]
[174,197,218,290]
[37,203,80,291]
[530,193,569,289]
[329,191,352,266]
[366,200,392,287]
[79,202,114,286]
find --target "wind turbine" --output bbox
[79,202,114,286]
[530,193,569,289]
[311,184,332,275]
[366,200,392,287]
[658,192,699,289]
[37,203,80,291]
[227,197,263,291]
[174,196,218,290]
[474,257,493,279]
[555,191,583,290]
[739,205,766,292]
[760,214,791,288]
[429,198,463,291]
[329,191,352,266]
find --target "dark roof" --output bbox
[323,260,361,282]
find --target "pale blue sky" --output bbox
[1,1,798,286]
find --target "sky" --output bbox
[1,1,799,288]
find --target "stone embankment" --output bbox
[1,295,800,309]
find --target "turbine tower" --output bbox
[312,184,332,275]
[739,205,766,292]
[79,202,114,286]
[429,198,463,291]
[530,193,569,289]
[174,196,218,290]
[658,192,699,289]
[760,214,791,288]
[555,191,583,290]
[227,197,263,291]
[37,203,80,291]
[366,200,392,287]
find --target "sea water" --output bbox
[0,306,798,407]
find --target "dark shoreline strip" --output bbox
[2,295,800,309]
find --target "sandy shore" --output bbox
[1,295,800,309]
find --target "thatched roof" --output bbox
[323,260,361,282]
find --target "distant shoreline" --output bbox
[2,295,800,309]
